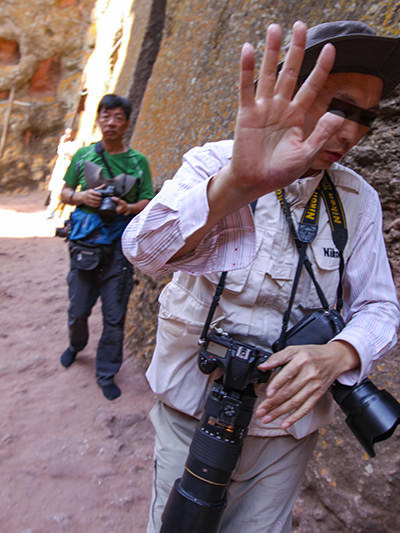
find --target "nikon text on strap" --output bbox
[274,171,348,350]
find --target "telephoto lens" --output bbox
[161,380,257,532]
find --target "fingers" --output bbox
[113,197,129,215]
[85,189,102,208]
[274,20,307,100]
[256,345,340,429]
[242,20,336,112]
[293,42,336,111]
[258,387,321,428]
[239,42,256,108]
[256,23,282,100]
[256,368,323,429]
[304,110,345,156]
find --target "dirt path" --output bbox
[0,190,155,533]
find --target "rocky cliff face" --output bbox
[0,0,163,191]
[0,0,94,190]
[1,0,399,530]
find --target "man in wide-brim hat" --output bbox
[123,20,400,532]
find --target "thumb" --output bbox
[304,112,345,159]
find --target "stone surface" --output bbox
[0,0,94,191]
[0,0,158,191]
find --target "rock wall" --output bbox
[127,1,400,530]
[73,0,162,148]
[0,0,94,191]
[0,0,162,192]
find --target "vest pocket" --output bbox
[158,276,225,328]
[297,237,341,309]
[203,265,250,294]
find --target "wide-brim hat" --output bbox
[292,21,400,98]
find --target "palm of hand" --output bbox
[230,22,343,198]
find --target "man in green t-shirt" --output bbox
[59,94,154,400]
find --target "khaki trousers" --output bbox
[147,401,318,533]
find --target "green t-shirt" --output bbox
[64,144,154,208]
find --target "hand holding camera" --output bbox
[79,186,106,208]
[255,339,360,429]
[108,195,130,216]
[80,184,128,221]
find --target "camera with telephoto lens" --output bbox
[98,184,118,222]
[161,329,272,533]
[161,309,400,532]
[277,309,400,458]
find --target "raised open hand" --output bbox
[208,21,344,214]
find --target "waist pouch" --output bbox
[69,240,113,270]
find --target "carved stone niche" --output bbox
[0,37,20,65]
[29,57,62,95]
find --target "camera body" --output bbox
[55,219,71,240]
[273,308,345,351]
[98,184,118,222]
[199,308,344,393]
[199,330,271,391]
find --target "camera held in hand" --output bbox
[161,330,271,532]
[161,310,400,532]
[199,329,271,389]
[98,184,118,222]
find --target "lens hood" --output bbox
[331,378,400,457]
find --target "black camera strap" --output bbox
[200,173,347,344]
[94,141,142,204]
[95,141,114,178]
[200,271,227,341]
[275,171,348,349]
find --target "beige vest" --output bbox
[147,164,364,438]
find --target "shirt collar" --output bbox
[284,163,361,207]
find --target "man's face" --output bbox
[305,72,383,170]
[97,106,129,142]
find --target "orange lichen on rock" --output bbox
[0,38,20,64]
[29,57,62,95]
[59,0,79,7]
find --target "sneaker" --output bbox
[99,381,121,401]
[60,347,77,368]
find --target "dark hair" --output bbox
[97,94,132,120]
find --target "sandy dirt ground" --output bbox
[0,190,156,533]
